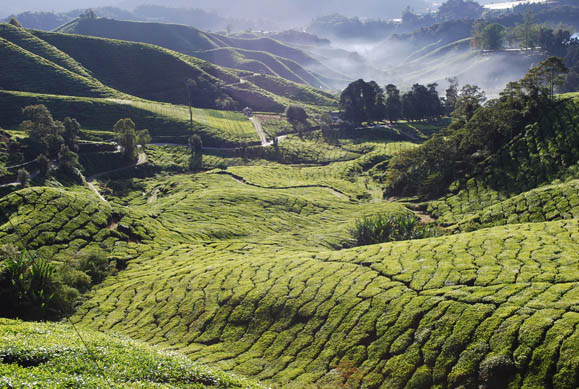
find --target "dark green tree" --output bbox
[385,84,402,123]
[17,168,29,188]
[285,105,309,131]
[20,105,65,157]
[57,145,80,177]
[36,154,50,177]
[367,81,386,123]
[63,117,80,152]
[136,129,152,147]
[522,56,568,100]
[445,77,459,115]
[480,23,505,50]
[113,118,138,162]
[452,84,487,123]
[438,0,484,21]
[188,134,203,170]
[8,17,22,28]
[341,79,366,125]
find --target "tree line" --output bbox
[12,105,151,186]
[339,78,487,126]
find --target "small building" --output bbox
[242,107,253,117]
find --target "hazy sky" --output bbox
[2,0,436,20]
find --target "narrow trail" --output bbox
[212,170,351,201]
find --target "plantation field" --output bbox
[74,215,579,388]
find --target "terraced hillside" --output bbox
[55,17,345,89]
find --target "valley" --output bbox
[1,1,578,388]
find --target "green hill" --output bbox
[54,17,342,89]
[0,26,119,99]
[0,23,336,114]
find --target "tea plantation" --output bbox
[0,32,578,387]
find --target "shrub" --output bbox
[76,248,110,285]
[351,213,440,246]
[0,245,112,320]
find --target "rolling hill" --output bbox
[54,17,347,89]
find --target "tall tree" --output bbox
[367,81,386,123]
[341,79,368,126]
[63,117,80,152]
[113,118,138,162]
[57,145,79,177]
[188,134,203,171]
[480,23,505,50]
[20,105,64,157]
[452,84,486,123]
[385,84,402,123]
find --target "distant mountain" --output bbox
[54,17,347,89]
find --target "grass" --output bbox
[130,100,259,144]
[0,318,263,388]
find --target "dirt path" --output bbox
[249,117,271,146]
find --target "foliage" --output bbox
[8,18,22,28]
[113,118,138,162]
[351,213,441,246]
[188,134,203,171]
[285,105,309,128]
[57,145,80,179]
[479,23,505,50]
[136,128,151,147]
[384,60,579,199]
[0,247,56,320]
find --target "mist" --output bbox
[3,0,434,25]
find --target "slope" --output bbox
[0,26,119,99]
[0,120,578,388]
[53,17,342,89]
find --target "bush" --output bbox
[0,245,112,320]
[351,213,440,246]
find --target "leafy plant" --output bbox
[351,213,441,246]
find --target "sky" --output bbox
[1,0,435,20]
